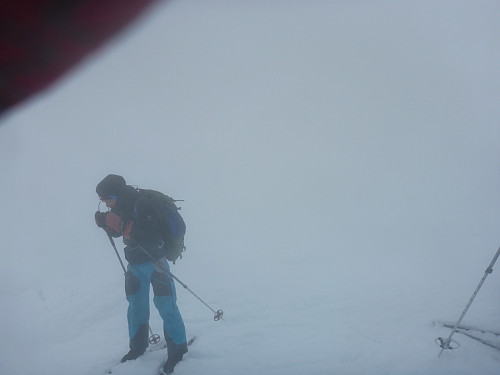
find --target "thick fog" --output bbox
[1,1,499,374]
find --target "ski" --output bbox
[435,321,500,351]
[455,330,500,351]
[158,336,197,375]
[434,321,500,336]
[104,342,167,374]
[105,336,197,375]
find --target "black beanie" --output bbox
[96,174,126,199]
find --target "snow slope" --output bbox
[1,1,500,374]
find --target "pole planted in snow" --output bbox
[437,244,500,357]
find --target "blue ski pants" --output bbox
[125,259,187,356]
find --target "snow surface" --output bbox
[1,1,500,374]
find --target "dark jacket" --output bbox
[113,186,165,265]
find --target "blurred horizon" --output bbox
[0,2,499,373]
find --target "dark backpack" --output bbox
[137,189,186,263]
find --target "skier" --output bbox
[95,174,188,374]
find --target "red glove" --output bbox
[95,211,123,237]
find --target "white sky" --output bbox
[0,0,499,267]
[0,3,499,368]
[1,1,500,374]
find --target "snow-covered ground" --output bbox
[1,1,500,374]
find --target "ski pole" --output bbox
[136,244,224,322]
[437,244,500,357]
[108,235,127,275]
[107,235,161,344]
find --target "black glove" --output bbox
[95,211,107,228]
